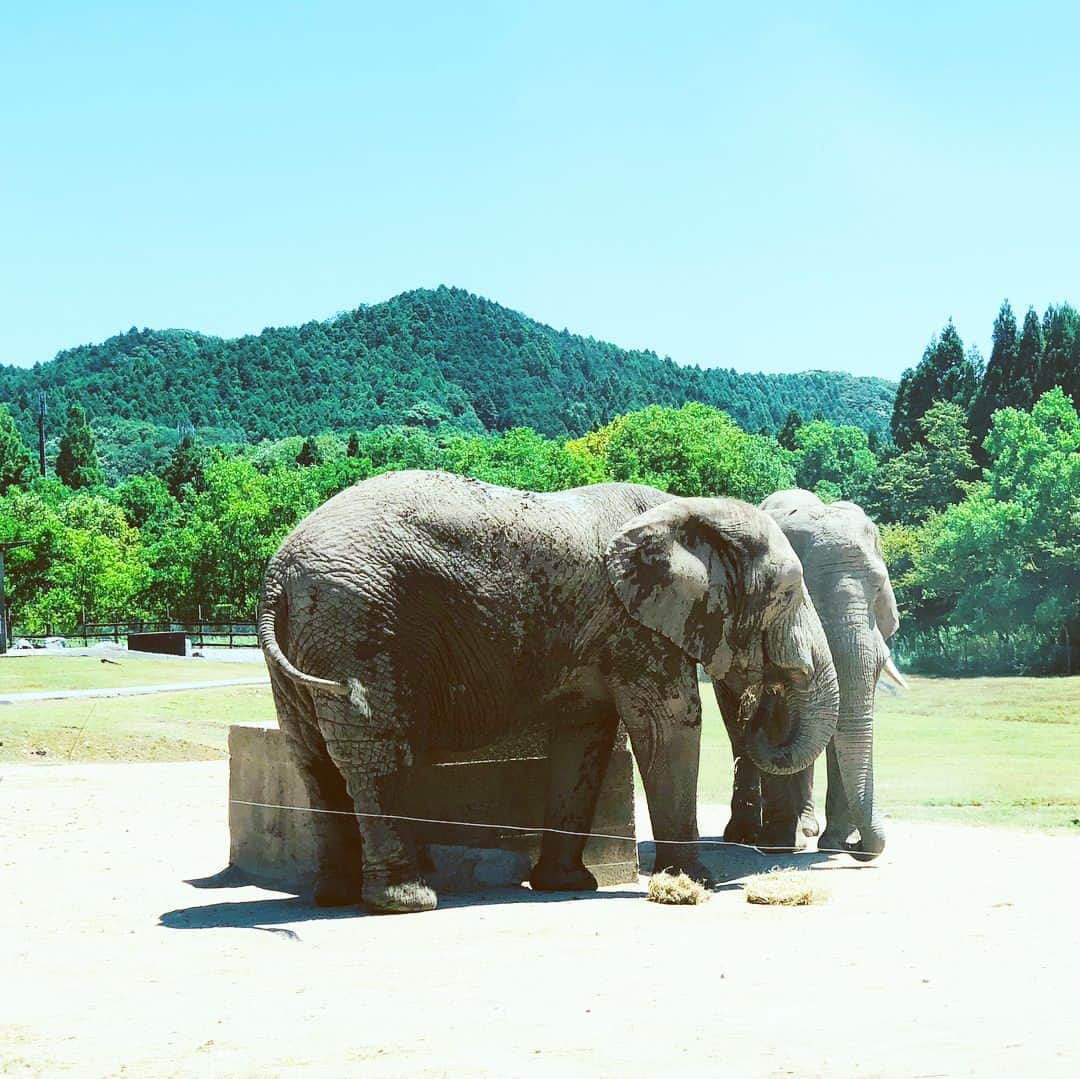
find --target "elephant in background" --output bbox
[722,489,906,859]
[259,470,839,913]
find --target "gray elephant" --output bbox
[258,470,839,914]
[722,489,906,859]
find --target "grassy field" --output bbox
[0,653,265,692]
[3,663,1078,832]
[0,685,276,763]
[699,675,1080,832]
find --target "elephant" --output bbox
[258,469,840,914]
[721,489,906,859]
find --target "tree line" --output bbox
[0,298,1075,674]
[0,286,894,473]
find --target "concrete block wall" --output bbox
[229,723,638,894]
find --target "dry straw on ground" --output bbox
[744,868,828,906]
[646,871,712,905]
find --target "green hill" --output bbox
[0,285,894,450]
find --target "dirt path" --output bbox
[2,761,1079,1078]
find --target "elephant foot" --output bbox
[362,876,438,914]
[723,817,761,847]
[799,811,821,838]
[847,844,883,863]
[817,827,854,854]
[652,860,714,888]
[313,870,365,908]
[819,827,884,862]
[847,829,886,862]
[529,859,598,893]
[759,819,805,852]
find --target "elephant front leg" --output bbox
[316,692,436,914]
[725,749,763,846]
[613,670,711,885]
[529,698,619,893]
[759,767,814,851]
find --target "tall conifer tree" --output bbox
[969,300,1019,450]
[55,404,104,489]
[0,404,33,494]
[890,321,978,450]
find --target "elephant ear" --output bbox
[605,499,737,676]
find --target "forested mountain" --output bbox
[0,287,895,452]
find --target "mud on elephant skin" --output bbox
[258,470,840,913]
[722,489,906,860]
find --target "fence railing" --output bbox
[9,622,259,649]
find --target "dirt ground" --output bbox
[2,762,1079,1078]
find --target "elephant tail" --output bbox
[258,589,351,697]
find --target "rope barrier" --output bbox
[230,798,873,859]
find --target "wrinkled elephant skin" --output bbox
[258,471,839,913]
[722,488,901,860]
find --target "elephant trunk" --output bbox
[746,598,839,776]
[828,619,887,859]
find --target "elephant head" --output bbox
[606,497,839,777]
[761,490,903,858]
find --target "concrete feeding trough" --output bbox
[228,722,638,895]
[127,631,189,656]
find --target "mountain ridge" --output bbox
[0,286,895,445]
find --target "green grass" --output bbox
[4,671,1079,833]
[0,653,265,693]
[0,684,277,764]
[698,675,1080,833]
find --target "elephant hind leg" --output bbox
[269,671,365,906]
[528,696,619,892]
[314,683,436,914]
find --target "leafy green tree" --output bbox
[0,403,33,494]
[0,483,149,630]
[113,473,179,533]
[893,389,1079,673]
[871,401,977,522]
[55,404,105,489]
[443,428,600,492]
[793,420,878,503]
[891,321,979,450]
[599,403,796,501]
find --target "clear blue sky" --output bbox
[3,2,1078,378]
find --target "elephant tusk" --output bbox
[882,655,909,690]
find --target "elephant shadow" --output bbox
[159,865,645,932]
[160,837,852,932]
[684,836,837,884]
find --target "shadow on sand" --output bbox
[161,837,861,932]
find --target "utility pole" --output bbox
[37,390,47,477]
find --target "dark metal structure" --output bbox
[36,390,47,477]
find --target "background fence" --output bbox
[8,622,259,649]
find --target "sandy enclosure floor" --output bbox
[2,762,1079,1078]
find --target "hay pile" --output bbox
[744,868,828,906]
[646,871,711,905]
